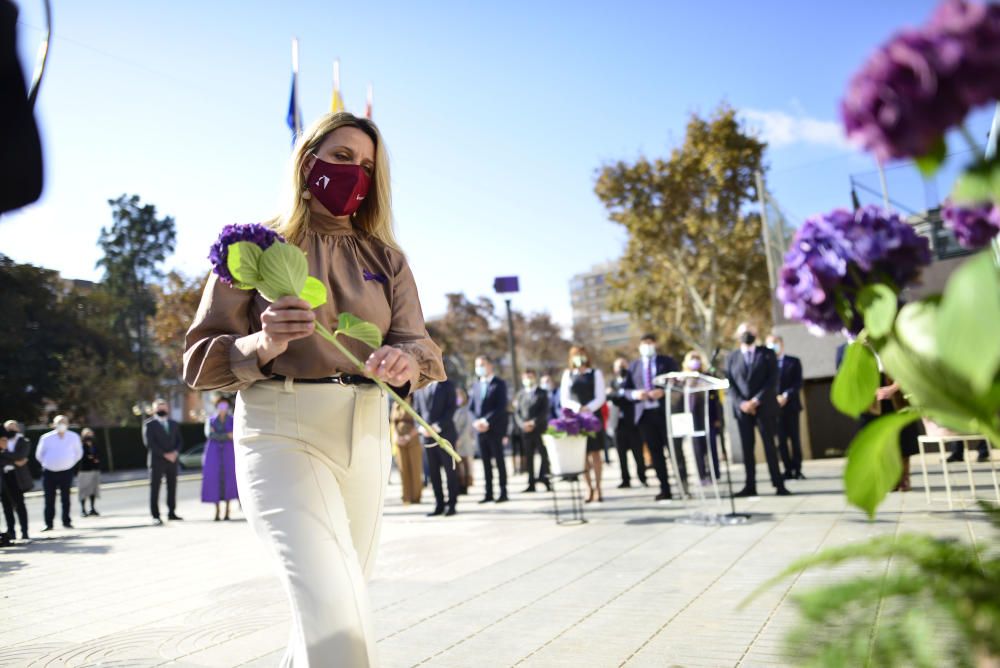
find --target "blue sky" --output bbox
[3,0,996,327]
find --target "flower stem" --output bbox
[314,322,461,463]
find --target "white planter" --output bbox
[543,434,587,476]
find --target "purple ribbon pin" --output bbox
[363,269,388,285]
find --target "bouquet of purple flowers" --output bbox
[546,408,602,438]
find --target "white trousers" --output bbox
[235,378,391,668]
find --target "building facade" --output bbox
[569,262,635,356]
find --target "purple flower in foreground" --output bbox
[841,0,1000,162]
[777,205,932,335]
[842,30,966,162]
[209,223,284,286]
[942,200,1000,248]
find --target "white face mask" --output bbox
[522,379,536,390]
[572,355,586,368]
[475,365,487,378]
[56,424,67,434]
[639,343,656,358]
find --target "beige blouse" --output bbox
[183,211,445,393]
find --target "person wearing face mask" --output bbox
[765,335,806,481]
[184,113,445,666]
[35,414,83,531]
[626,334,683,501]
[202,395,239,521]
[681,351,722,486]
[560,345,607,502]
[514,370,551,493]
[1,420,32,541]
[607,357,647,489]
[725,323,790,497]
[143,398,185,525]
[470,356,510,503]
[77,428,102,518]
[452,387,475,494]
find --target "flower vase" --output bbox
[542,434,587,476]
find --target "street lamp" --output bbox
[493,276,520,392]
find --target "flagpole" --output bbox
[366,82,373,119]
[291,38,301,137]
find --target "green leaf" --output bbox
[857,283,897,339]
[226,242,262,289]
[914,136,947,178]
[299,276,328,309]
[335,312,383,350]
[951,158,1000,205]
[936,251,1000,394]
[256,242,309,302]
[844,411,915,519]
[830,341,881,418]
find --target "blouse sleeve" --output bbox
[560,370,581,412]
[183,272,271,392]
[384,253,446,390]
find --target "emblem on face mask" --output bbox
[316,175,330,189]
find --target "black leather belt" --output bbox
[270,373,375,386]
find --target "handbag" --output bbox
[15,463,34,492]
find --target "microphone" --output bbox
[708,346,721,374]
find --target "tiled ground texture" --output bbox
[1,453,996,668]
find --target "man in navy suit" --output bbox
[471,356,509,503]
[726,324,790,497]
[766,334,806,480]
[415,379,459,516]
[626,333,684,501]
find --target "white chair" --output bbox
[917,435,999,509]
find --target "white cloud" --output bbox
[741,108,850,150]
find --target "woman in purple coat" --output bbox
[202,396,238,520]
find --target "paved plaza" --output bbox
[0,454,996,667]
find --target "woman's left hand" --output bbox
[365,346,419,387]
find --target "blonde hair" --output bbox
[270,112,398,250]
[682,350,703,371]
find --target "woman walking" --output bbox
[560,345,607,502]
[202,396,238,520]
[184,112,445,667]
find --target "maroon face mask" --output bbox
[306,157,371,217]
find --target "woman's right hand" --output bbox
[257,296,315,366]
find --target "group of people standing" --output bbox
[0,396,240,546]
[388,323,809,514]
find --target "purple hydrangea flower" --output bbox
[209,223,285,286]
[549,408,602,437]
[777,205,932,335]
[942,200,1000,248]
[841,0,1000,162]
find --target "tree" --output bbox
[594,104,772,363]
[97,194,176,375]
[149,271,206,381]
[0,256,72,421]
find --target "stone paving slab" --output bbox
[0,454,996,667]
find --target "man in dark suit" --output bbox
[726,324,790,497]
[540,374,561,420]
[514,370,551,493]
[415,379,459,516]
[626,333,684,501]
[471,356,509,503]
[766,334,806,480]
[142,397,184,524]
[1,420,32,542]
[608,357,647,489]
